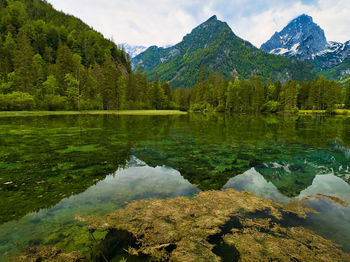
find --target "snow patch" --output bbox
[290,43,300,54]
[271,48,290,55]
[122,44,147,58]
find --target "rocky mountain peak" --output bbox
[294,14,313,23]
[261,14,327,60]
[207,15,217,21]
[183,14,231,40]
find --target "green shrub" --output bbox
[215,104,225,112]
[190,103,204,112]
[0,94,7,110]
[291,106,299,114]
[44,95,67,111]
[1,92,35,111]
[261,101,281,113]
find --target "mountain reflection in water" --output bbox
[0,158,199,261]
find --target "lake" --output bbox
[0,114,349,261]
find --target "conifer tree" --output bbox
[344,82,350,109]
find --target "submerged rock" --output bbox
[16,246,86,262]
[224,218,346,262]
[84,189,350,261]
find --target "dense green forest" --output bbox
[0,0,174,111]
[172,68,350,113]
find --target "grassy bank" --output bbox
[0,110,188,117]
[298,109,350,116]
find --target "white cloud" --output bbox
[47,0,350,48]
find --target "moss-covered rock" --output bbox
[224,218,347,262]
[16,246,86,262]
[83,189,350,261]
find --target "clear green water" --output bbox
[0,114,349,260]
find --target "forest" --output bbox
[0,0,349,113]
[172,68,350,113]
[0,0,132,111]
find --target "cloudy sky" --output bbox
[47,0,350,48]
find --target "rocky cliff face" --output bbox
[314,41,350,70]
[261,14,350,77]
[261,14,328,60]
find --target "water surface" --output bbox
[0,114,349,260]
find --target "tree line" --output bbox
[172,68,350,113]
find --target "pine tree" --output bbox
[250,76,264,113]
[13,30,34,91]
[42,75,59,96]
[72,54,83,110]
[32,54,46,91]
[2,33,16,78]
[54,45,73,87]
[324,80,341,112]
[226,82,235,112]
[344,82,350,109]
[100,56,119,110]
[64,73,79,110]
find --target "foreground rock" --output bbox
[17,246,86,262]
[85,189,350,261]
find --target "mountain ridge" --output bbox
[261,14,328,60]
[261,14,350,78]
[132,15,314,87]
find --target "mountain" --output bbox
[132,15,315,87]
[313,41,350,71]
[261,14,350,75]
[320,57,350,80]
[122,43,147,58]
[261,14,327,60]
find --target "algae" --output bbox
[0,114,177,224]
[16,246,86,262]
[83,189,350,261]
[223,218,347,262]
[135,114,350,192]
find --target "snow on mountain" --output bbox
[261,14,328,60]
[261,14,350,71]
[314,40,350,70]
[121,44,147,58]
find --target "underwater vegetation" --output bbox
[79,189,350,262]
[17,246,86,262]
[0,115,177,224]
[135,114,350,193]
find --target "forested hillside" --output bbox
[0,0,174,110]
[132,16,315,88]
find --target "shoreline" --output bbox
[0,110,188,117]
[298,109,350,116]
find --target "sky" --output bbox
[47,0,350,48]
